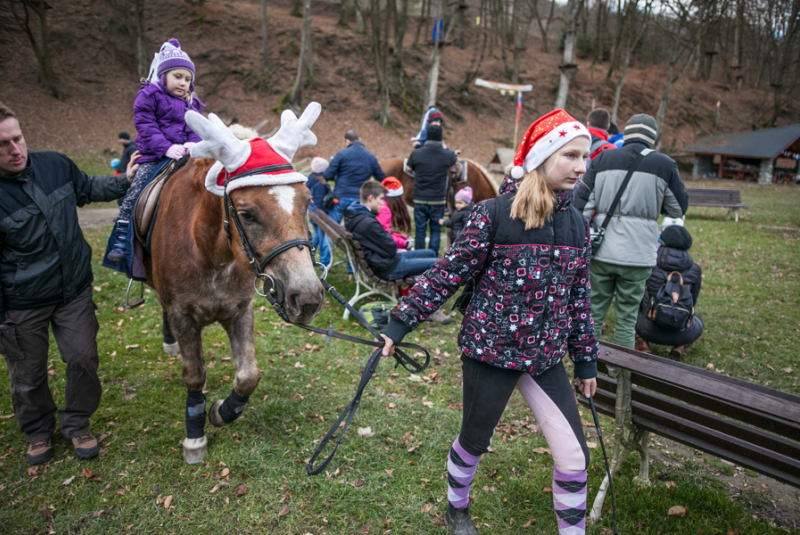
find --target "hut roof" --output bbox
[683,124,800,159]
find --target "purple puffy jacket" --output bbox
[133,82,204,164]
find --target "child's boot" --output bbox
[107,220,130,262]
[445,503,479,535]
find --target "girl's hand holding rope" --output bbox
[381,334,396,358]
[575,377,597,398]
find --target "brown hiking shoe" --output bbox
[669,345,686,361]
[635,334,651,353]
[70,433,100,459]
[27,438,54,465]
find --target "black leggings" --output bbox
[458,356,590,471]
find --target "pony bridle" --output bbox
[221,167,323,307]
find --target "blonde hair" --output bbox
[509,169,555,230]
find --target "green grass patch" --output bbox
[0,180,798,534]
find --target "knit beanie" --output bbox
[427,125,443,142]
[148,39,195,82]
[660,225,693,251]
[509,109,591,179]
[427,108,444,124]
[382,176,404,197]
[311,156,329,174]
[623,114,658,146]
[118,132,130,140]
[455,186,473,204]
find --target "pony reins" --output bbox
[220,180,430,475]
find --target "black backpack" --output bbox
[646,270,694,330]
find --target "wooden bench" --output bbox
[686,187,749,222]
[578,342,800,521]
[308,210,415,319]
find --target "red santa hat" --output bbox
[184,103,321,196]
[509,109,591,179]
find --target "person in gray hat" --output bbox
[577,113,688,350]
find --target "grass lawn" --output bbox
[0,178,798,534]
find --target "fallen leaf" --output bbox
[354,477,365,487]
[420,503,432,513]
[221,375,230,381]
[532,447,551,455]
[235,485,248,497]
[39,507,54,519]
[522,518,538,528]
[92,510,104,518]
[387,403,396,409]
[586,441,598,449]
[408,375,423,383]
[668,505,686,517]
[384,469,394,477]
[665,481,676,489]
[26,466,38,477]
[277,506,291,517]
[220,468,230,478]
[422,401,434,408]
[782,367,793,373]
[357,427,373,438]
[543,486,552,493]
[163,495,173,509]
[81,468,96,479]
[62,476,76,486]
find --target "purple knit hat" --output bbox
[156,38,195,78]
[455,186,473,203]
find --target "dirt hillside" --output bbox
[1,0,796,167]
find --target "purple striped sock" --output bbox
[446,436,482,509]
[552,466,587,535]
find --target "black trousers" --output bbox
[458,356,589,470]
[0,286,101,442]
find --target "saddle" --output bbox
[133,156,188,251]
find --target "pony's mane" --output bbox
[464,159,499,196]
[228,124,260,141]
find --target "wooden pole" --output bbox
[513,91,521,149]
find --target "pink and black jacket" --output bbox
[382,177,599,379]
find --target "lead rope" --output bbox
[589,395,618,534]
[259,272,430,476]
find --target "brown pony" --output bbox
[379,157,499,211]
[145,107,325,464]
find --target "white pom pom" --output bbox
[510,165,524,179]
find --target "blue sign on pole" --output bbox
[432,19,444,41]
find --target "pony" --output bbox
[379,157,499,212]
[144,104,325,464]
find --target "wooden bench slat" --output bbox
[597,345,800,424]
[591,375,800,459]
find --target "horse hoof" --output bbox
[163,341,181,357]
[208,400,227,427]
[183,436,207,465]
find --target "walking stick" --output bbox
[588,394,619,534]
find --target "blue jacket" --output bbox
[305,172,330,213]
[323,141,385,199]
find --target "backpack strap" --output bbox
[596,147,653,234]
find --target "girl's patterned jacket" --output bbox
[382,176,599,379]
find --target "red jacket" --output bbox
[588,127,616,160]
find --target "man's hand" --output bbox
[438,218,444,225]
[125,151,141,183]
[380,334,395,358]
[575,377,597,398]
[455,150,462,156]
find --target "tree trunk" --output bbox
[769,0,800,125]
[392,0,409,89]
[555,0,580,109]
[511,0,523,83]
[369,0,393,127]
[355,0,365,34]
[593,0,605,65]
[533,0,556,53]
[611,47,631,125]
[134,0,147,79]
[338,0,352,27]
[425,0,447,107]
[291,0,302,17]
[9,0,64,99]
[261,0,269,71]
[732,0,743,91]
[288,0,313,107]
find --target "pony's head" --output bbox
[186,104,325,324]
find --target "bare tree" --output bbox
[134,0,147,79]
[531,0,557,53]
[286,0,313,108]
[425,0,455,108]
[511,0,535,83]
[611,0,653,124]
[654,0,703,147]
[554,0,581,109]
[369,0,393,127]
[7,0,63,99]
[768,0,800,125]
[261,0,269,72]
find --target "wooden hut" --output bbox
[684,124,800,184]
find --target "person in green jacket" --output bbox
[0,102,139,466]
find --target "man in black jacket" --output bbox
[0,103,138,465]
[407,125,457,254]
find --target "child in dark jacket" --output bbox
[380,110,598,535]
[306,156,332,268]
[107,38,204,262]
[344,181,438,281]
[635,223,703,360]
[439,186,474,241]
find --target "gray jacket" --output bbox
[579,141,687,267]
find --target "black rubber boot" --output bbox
[107,220,130,262]
[445,504,479,535]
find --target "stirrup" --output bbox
[125,279,145,309]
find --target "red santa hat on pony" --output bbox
[508,109,591,179]
[184,102,322,196]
